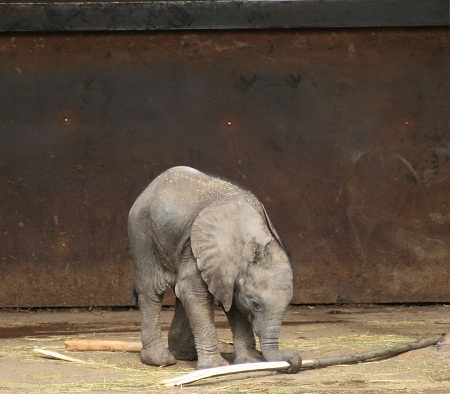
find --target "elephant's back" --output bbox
[148,166,257,210]
[128,166,262,260]
[130,167,260,226]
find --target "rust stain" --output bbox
[52,232,73,254]
[57,109,79,130]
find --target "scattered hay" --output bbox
[0,319,447,393]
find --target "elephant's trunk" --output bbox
[256,321,302,374]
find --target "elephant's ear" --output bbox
[191,200,272,312]
[261,203,285,247]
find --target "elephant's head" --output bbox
[191,199,301,373]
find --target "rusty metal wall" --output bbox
[1,28,449,306]
[1,0,447,31]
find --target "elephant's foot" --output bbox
[168,327,197,361]
[234,348,265,364]
[141,346,176,367]
[169,344,198,361]
[197,353,229,369]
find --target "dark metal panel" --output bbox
[0,0,448,32]
[0,28,449,306]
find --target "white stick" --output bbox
[33,348,86,363]
[161,361,290,387]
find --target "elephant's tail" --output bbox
[130,288,139,306]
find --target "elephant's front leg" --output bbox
[225,304,265,364]
[175,259,228,369]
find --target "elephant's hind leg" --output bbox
[129,214,176,367]
[168,297,197,360]
[139,292,176,367]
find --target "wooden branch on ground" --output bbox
[161,333,445,387]
[301,333,445,368]
[65,339,142,353]
[64,339,235,354]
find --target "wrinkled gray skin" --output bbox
[128,166,301,373]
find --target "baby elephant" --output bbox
[128,166,301,373]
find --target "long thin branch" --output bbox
[162,334,445,387]
[301,333,444,368]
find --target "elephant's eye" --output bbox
[250,299,262,311]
